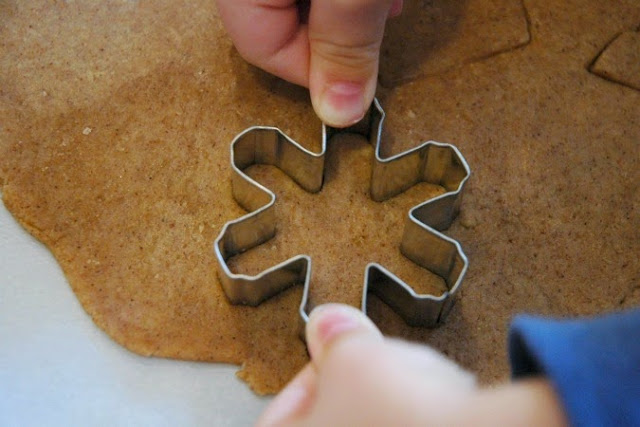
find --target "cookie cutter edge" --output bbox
[213,98,470,331]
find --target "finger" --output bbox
[303,305,475,425]
[389,0,403,17]
[215,0,310,86]
[383,338,477,390]
[458,379,568,426]
[308,0,395,127]
[305,303,382,367]
[255,364,317,427]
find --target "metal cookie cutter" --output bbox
[214,99,470,330]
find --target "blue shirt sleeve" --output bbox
[508,308,640,427]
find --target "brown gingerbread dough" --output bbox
[1,0,639,394]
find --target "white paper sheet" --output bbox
[0,197,268,426]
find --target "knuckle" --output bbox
[310,35,380,70]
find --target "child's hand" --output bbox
[257,304,568,426]
[215,0,402,127]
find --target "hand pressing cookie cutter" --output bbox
[214,99,470,330]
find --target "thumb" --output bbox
[308,0,394,127]
[305,303,382,367]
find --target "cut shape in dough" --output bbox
[379,0,530,87]
[590,30,640,91]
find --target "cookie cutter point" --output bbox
[214,98,470,330]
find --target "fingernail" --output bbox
[306,304,381,359]
[317,81,366,127]
[257,383,308,427]
[313,305,363,345]
[389,0,404,17]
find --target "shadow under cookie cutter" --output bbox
[214,99,470,330]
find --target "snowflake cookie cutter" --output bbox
[214,99,470,331]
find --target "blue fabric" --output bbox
[509,308,640,427]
